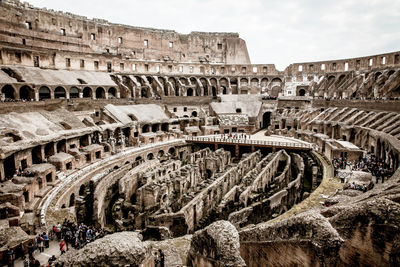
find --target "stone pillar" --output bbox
[235,145,239,158]
[0,160,5,181]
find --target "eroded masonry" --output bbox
[0,0,400,266]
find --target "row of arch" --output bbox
[120,75,284,98]
[0,84,118,100]
[1,76,284,101]
[313,69,398,98]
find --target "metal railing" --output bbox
[185,136,312,149]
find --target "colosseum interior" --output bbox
[0,0,400,266]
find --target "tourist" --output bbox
[28,242,35,259]
[43,232,50,248]
[36,234,44,253]
[22,256,29,267]
[5,246,15,267]
[158,249,165,267]
[48,255,57,266]
[59,239,66,255]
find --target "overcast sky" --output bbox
[27,0,400,70]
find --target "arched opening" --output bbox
[191,111,198,117]
[299,89,306,96]
[1,84,15,100]
[187,88,194,96]
[83,87,92,98]
[203,86,208,96]
[158,150,164,158]
[212,86,217,97]
[142,124,150,133]
[164,84,169,96]
[19,85,35,101]
[79,184,86,196]
[108,87,117,98]
[152,124,159,132]
[54,87,66,99]
[168,147,176,156]
[270,86,281,97]
[261,78,269,87]
[263,112,271,128]
[206,169,213,179]
[141,88,148,98]
[147,153,154,160]
[161,123,169,131]
[70,87,79,98]
[69,193,75,207]
[39,86,51,100]
[251,78,259,87]
[240,78,248,87]
[135,156,142,162]
[96,87,106,99]
[222,86,227,95]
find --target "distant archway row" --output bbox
[0,84,118,101]
[1,76,284,101]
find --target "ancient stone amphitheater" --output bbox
[0,0,400,266]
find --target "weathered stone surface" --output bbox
[238,172,400,267]
[56,231,153,267]
[240,212,343,267]
[188,220,246,267]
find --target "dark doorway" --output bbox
[32,145,42,164]
[141,88,148,98]
[263,112,271,128]
[212,86,217,97]
[187,88,194,96]
[21,159,27,170]
[57,140,66,153]
[39,86,51,100]
[45,142,55,157]
[54,87,66,98]
[83,87,92,98]
[1,85,15,99]
[20,86,34,100]
[70,87,79,98]
[66,162,72,170]
[23,191,29,202]
[299,89,306,96]
[69,193,75,207]
[96,87,105,99]
[4,155,15,179]
[46,173,52,183]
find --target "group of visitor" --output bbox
[3,219,105,266]
[332,154,394,184]
[51,219,105,251]
[219,133,250,141]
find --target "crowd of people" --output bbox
[3,219,105,267]
[219,133,251,140]
[332,154,394,184]
[50,220,105,251]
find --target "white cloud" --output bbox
[27,0,400,70]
